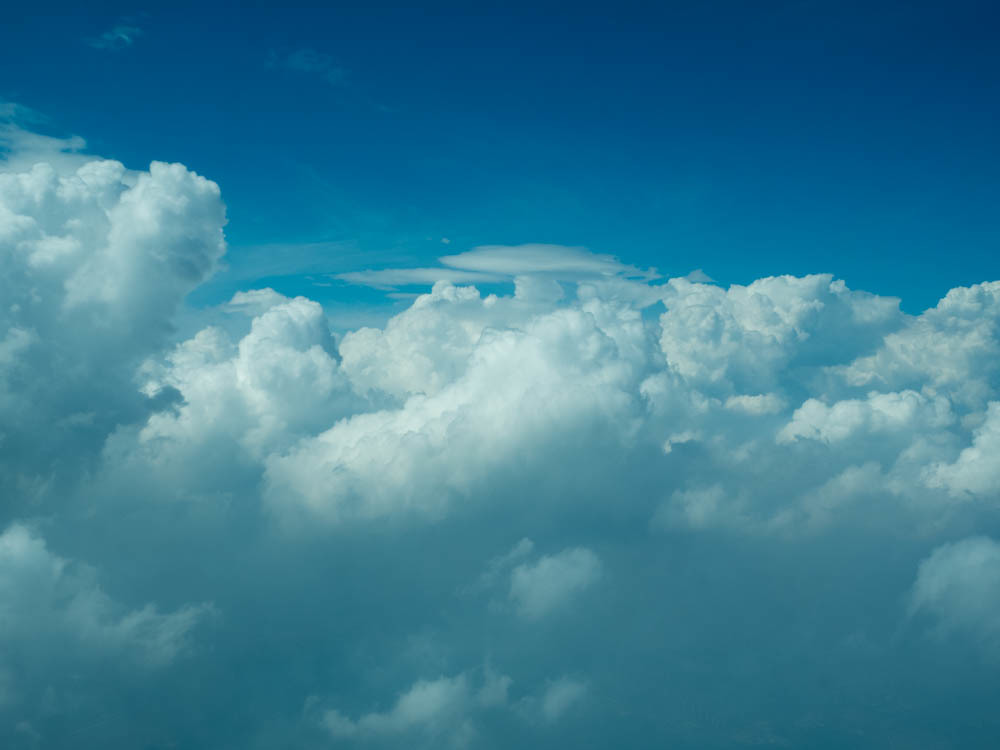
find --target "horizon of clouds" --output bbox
[2,110,1000,747]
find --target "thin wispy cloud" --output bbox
[335,243,659,291]
[267,48,348,86]
[87,24,143,51]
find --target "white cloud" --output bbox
[124,259,996,538]
[509,548,602,620]
[321,668,512,747]
[838,281,1000,409]
[6,113,1000,748]
[777,390,954,445]
[910,536,1000,653]
[104,290,357,498]
[440,243,658,279]
[0,119,89,174]
[539,677,588,723]
[655,274,901,395]
[724,392,786,415]
[466,538,535,593]
[337,243,659,291]
[653,485,741,530]
[924,401,1000,499]
[0,524,211,667]
[265,285,646,521]
[336,266,502,289]
[0,148,226,509]
[684,268,714,283]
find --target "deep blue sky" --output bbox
[3,0,998,312]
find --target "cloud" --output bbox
[0,149,226,519]
[0,524,212,667]
[509,548,602,620]
[924,401,1000,498]
[440,243,657,279]
[87,25,143,51]
[724,392,786,415]
[336,243,658,291]
[777,390,954,445]
[910,536,1000,653]
[263,285,646,522]
[321,668,512,747]
[1,103,88,173]
[336,266,503,289]
[539,677,588,723]
[684,268,714,283]
[5,115,1000,748]
[838,281,1000,409]
[483,538,534,584]
[267,48,348,86]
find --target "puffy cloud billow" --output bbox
[2,128,1000,748]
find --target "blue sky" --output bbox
[3,3,1000,749]
[3,0,998,313]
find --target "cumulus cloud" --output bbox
[5,114,1000,748]
[838,281,1000,409]
[509,548,602,620]
[321,669,512,747]
[0,524,211,667]
[777,390,954,445]
[0,145,226,522]
[910,537,1000,653]
[263,283,647,522]
[924,401,1000,498]
[267,48,348,86]
[539,677,588,723]
[465,538,535,594]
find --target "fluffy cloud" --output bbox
[508,548,602,621]
[910,536,1000,653]
[264,285,647,522]
[924,402,1000,499]
[655,274,902,395]
[321,669,512,748]
[0,146,226,519]
[4,118,1000,748]
[839,281,1000,409]
[538,677,588,723]
[777,390,954,445]
[0,524,210,666]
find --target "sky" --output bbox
[3,0,999,314]
[1,1,1000,748]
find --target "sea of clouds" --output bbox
[2,125,999,748]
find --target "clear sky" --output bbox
[3,4,1000,749]
[4,0,998,313]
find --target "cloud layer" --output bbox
[2,130,1000,748]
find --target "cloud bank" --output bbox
[2,124,1000,748]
